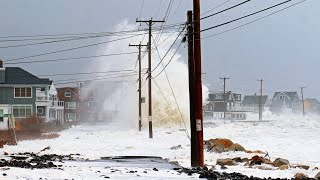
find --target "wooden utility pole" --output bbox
[187,10,198,167]
[129,43,148,131]
[220,77,230,120]
[257,79,263,121]
[136,18,165,139]
[300,86,306,117]
[193,0,204,167]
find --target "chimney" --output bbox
[0,59,5,84]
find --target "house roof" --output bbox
[2,67,51,85]
[57,87,80,100]
[273,91,299,101]
[242,95,268,106]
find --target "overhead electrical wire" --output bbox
[5,52,140,64]
[202,0,307,39]
[0,23,183,40]
[200,0,252,20]
[54,73,141,85]
[200,0,295,33]
[152,40,183,79]
[151,25,186,73]
[201,0,233,16]
[152,35,190,139]
[5,34,143,61]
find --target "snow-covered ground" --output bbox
[1,115,320,179]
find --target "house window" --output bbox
[214,94,222,100]
[229,95,232,101]
[65,91,71,97]
[89,91,95,99]
[12,105,32,118]
[65,113,76,121]
[0,109,3,122]
[14,87,32,98]
[279,95,285,100]
[65,102,77,109]
[88,101,99,109]
[235,95,241,100]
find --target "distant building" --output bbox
[0,60,64,129]
[204,91,246,120]
[57,87,80,122]
[78,81,119,123]
[242,94,269,112]
[304,98,320,115]
[269,91,301,114]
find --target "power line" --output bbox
[0,34,141,49]
[54,73,140,85]
[5,52,140,64]
[200,0,252,21]
[201,0,233,16]
[138,0,145,19]
[39,69,143,77]
[151,26,185,73]
[5,34,143,61]
[152,78,190,140]
[201,0,295,33]
[202,0,307,39]
[0,23,184,40]
[54,72,138,83]
[152,40,183,79]
[152,37,190,140]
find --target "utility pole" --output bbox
[129,42,148,131]
[220,77,230,120]
[136,18,165,139]
[193,0,204,167]
[257,79,263,121]
[187,10,198,167]
[300,86,306,117]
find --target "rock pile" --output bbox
[176,166,295,180]
[0,152,80,169]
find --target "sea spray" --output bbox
[87,20,208,129]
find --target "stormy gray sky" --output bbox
[0,0,318,99]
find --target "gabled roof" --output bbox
[2,67,51,85]
[57,87,80,100]
[273,91,299,101]
[242,95,268,106]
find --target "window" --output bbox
[279,95,285,100]
[14,87,32,98]
[88,101,99,109]
[229,95,232,101]
[214,94,223,100]
[65,102,77,109]
[235,95,241,100]
[65,113,76,121]
[65,91,71,97]
[89,91,95,99]
[0,109,3,122]
[12,105,32,118]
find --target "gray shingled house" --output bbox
[242,94,269,112]
[204,91,246,120]
[269,91,301,114]
[0,60,64,129]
